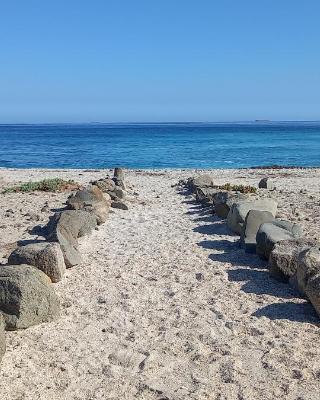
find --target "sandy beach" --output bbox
[0,167,319,400]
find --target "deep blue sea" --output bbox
[0,122,319,169]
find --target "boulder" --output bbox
[213,192,250,219]
[188,174,214,193]
[295,246,320,295]
[113,187,126,200]
[0,313,6,363]
[45,210,97,268]
[227,198,277,235]
[91,178,115,193]
[0,265,60,330]
[256,220,303,260]
[8,242,66,283]
[67,185,111,224]
[269,238,316,283]
[113,167,126,190]
[111,201,129,210]
[259,177,275,190]
[240,209,274,253]
[195,187,217,204]
[306,273,320,318]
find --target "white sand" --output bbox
[0,168,319,399]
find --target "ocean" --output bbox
[0,122,319,169]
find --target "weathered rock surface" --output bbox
[241,209,274,253]
[8,242,66,283]
[67,185,111,224]
[45,210,97,268]
[91,178,115,193]
[0,313,6,363]
[306,273,320,318]
[269,238,315,283]
[227,198,277,235]
[0,265,60,330]
[213,192,250,219]
[187,174,215,193]
[296,246,320,295]
[259,177,275,190]
[111,201,129,210]
[113,167,126,190]
[195,187,217,204]
[256,220,303,260]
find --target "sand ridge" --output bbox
[0,168,319,399]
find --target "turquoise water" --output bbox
[0,122,319,169]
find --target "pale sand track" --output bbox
[0,168,319,399]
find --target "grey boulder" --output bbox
[295,246,320,295]
[259,177,275,190]
[8,242,66,283]
[240,209,275,253]
[256,220,303,260]
[213,192,250,219]
[45,210,97,268]
[195,187,217,204]
[306,272,320,318]
[0,265,60,330]
[91,178,116,193]
[188,174,215,193]
[113,167,127,190]
[227,198,277,235]
[67,185,111,224]
[111,201,129,210]
[269,238,316,283]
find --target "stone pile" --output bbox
[0,167,129,364]
[181,173,320,319]
[91,167,129,210]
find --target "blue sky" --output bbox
[0,1,319,123]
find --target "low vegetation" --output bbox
[2,178,80,194]
[217,183,257,194]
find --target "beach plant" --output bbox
[2,178,80,194]
[217,183,257,194]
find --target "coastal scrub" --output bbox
[2,178,80,194]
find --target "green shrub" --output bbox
[217,183,257,194]
[3,178,79,194]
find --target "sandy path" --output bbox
[0,170,320,399]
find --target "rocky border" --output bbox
[0,168,129,364]
[178,174,320,319]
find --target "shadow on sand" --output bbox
[253,302,319,324]
[180,188,316,324]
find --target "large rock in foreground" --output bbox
[67,185,111,224]
[269,238,316,283]
[227,198,277,234]
[0,313,5,363]
[45,210,97,268]
[8,242,66,283]
[0,265,60,330]
[241,209,274,253]
[256,220,303,260]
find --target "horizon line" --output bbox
[1,119,320,126]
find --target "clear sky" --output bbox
[0,1,319,123]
